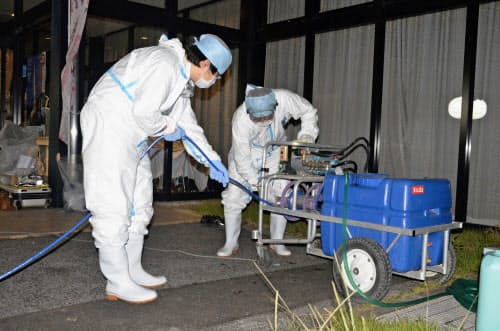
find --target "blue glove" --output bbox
[163,127,185,141]
[209,160,229,187]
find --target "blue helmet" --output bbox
[245,86,277,119]
[195,34,232,74]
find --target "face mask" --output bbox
[194,74,217,88]
[255,120,272,127]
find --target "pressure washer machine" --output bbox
[252,139,462,300]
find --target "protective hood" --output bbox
[194,34,232,74]
[245,84,277,119]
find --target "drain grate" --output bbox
[376,295,476,330]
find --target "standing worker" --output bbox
[217,85,319,257]
[81,34,232,304]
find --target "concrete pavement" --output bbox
[0,209,473,330]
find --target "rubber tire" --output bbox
[256,245,272,267]
[427,243,457,284]
[332,237,392,301]
[311,238,322,249]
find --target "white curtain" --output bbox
[468,3,500,224]
[189,1,240,162]
[267,0,304,23]
[191,49,239,163]
[313,25,374,170]
[320,0,372,12]
[264,37,305,94]
[188,0,240,29]
[264,37,306,139]
[379,9,466,212]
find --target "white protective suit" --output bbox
[219,89,319,256]
[81,36,221,248]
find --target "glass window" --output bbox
[23,0,44,12]
[104,30,129,63]
[267,0,304,24]
[86,17,132,39]
[264,37,306,139]
[313,25,374,170]
[188,0,240,29]
[178,0,212,11]
[467,3,500,223]
[379,9,466,210]
[265,37,305,95]
[321,0,372,12]
[128,0,165,8]
[0,49,14,122]
[0,1,14,22]
[134,26,166,48]
[38,32,51,54]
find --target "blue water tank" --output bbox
[320,173,452,273]
[476,249,500,330]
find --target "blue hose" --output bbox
[0,213,91,281]
[1,133,272,281]
[178,135,274,207]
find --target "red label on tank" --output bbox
[412,185,424,194]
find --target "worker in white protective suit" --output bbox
[217,85,319,257]
[81,34,232,304]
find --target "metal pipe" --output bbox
[68,56,79,161]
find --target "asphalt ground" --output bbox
[0,219,439,330]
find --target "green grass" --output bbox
[265,281,442,331]
[191,200,309,237]
[190,199,224,217]
[452,225,500,278]
[283,313,440,331]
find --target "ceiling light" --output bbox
[448,97,487,120]
[140,36,148,40]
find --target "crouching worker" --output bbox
[217,85,319,257]
[81,34,232,303]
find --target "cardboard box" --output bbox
[0,174,19,186]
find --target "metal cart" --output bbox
[251,140,463,300]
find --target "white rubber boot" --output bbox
[269,213,292,257]
[217,210,241,257]
[98,246,158,304]
[126,233,167,289]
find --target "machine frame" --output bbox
[252,141,462,287]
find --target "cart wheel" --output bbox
[426,243,456,284]
[256,245,272,267]
[332,237,392,301]
[311,238,322,249]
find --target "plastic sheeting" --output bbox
[57,157,86,212]
[0,122,41,181]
